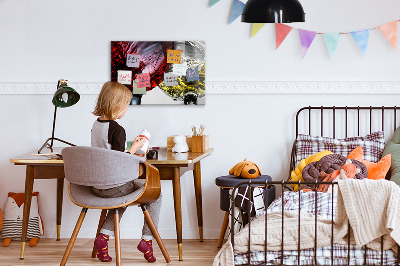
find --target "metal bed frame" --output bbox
[230,106,400,266]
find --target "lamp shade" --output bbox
[241,0,305,23]
[52,84,80,108]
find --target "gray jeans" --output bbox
[92,180,162,240]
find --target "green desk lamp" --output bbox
[38,79,80,154]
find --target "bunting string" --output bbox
[209,0,400,58]
[284,20,400,35]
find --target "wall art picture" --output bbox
[111,41,205,105]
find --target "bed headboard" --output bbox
[290,106,400,179]
[295,106,400,138]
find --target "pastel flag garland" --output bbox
[298,29,317,58]
[378,21,398,50]
[251,23,266,38]
[351,29,370,55]
[229,0,245,24]
[209,0,220,7]
[323,33,341,58]
[207,6,400,57]
[275,23,293,49]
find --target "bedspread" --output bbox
[214,180,400,266]
[214,192,341,266]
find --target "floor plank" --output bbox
[0,239,221,265]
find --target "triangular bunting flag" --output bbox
[323,33,341,58]
[275,23,293,49]
[298,29,317,58]
[229,0,245,24]
[378,21,398,50]
[209,0,220,7]
[251,23,266,38]
[351,29,370,55]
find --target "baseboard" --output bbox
[1,81,399,95]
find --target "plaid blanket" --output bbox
[266,190,336,220]
[235,244,397,265]
[234,191,397,265]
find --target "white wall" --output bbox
[1,0,400,240]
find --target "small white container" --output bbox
[136,129,150,154]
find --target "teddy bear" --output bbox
[1,192,44,247]
[172,135,189,153]
[229,159,261,179]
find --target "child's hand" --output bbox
[134,149,149,157]
[129,137,147,155]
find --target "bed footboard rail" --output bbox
[230,180,400,266]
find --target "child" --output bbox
[91,81,162,263]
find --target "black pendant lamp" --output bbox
[242,0,305,23]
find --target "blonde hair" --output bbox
[93,81,132,120]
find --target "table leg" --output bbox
[20,165,35,259]
[193,161,203,242]
[172,167,183,261]
[56,178,64,241]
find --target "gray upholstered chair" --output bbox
[60,146,171,265]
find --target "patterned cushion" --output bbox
[295,131,385,166]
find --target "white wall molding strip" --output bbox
[0,81,399,95]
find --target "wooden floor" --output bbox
[0,239,221,265]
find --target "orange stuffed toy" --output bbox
[1,192,43,247]
[229,159,261,179]
[347,146,391,180]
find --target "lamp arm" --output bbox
[50,105,57,148]
[50,79,61,148]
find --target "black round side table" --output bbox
[215,175,275,248]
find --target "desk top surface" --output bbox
[10,147,214,166]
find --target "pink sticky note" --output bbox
[136,73,151,88]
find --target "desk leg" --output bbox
[193,161,203,242]
[172,167,183,261]
[20,165,35,259]
[56,178,64,241]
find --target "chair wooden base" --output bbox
[61,208,88,266]
[91,209,107,258]
[62,206,171,266]
[141,205,171,263]
[114,210,121,266]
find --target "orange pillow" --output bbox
[347,146,391,180]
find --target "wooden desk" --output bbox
[9,148,64,259]
[10,147,213,261]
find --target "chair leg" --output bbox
[141,205,171,263]
[114,209,121,266]
[60,208,88,266]
[217,211,230,248]
[91,209,108,258]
